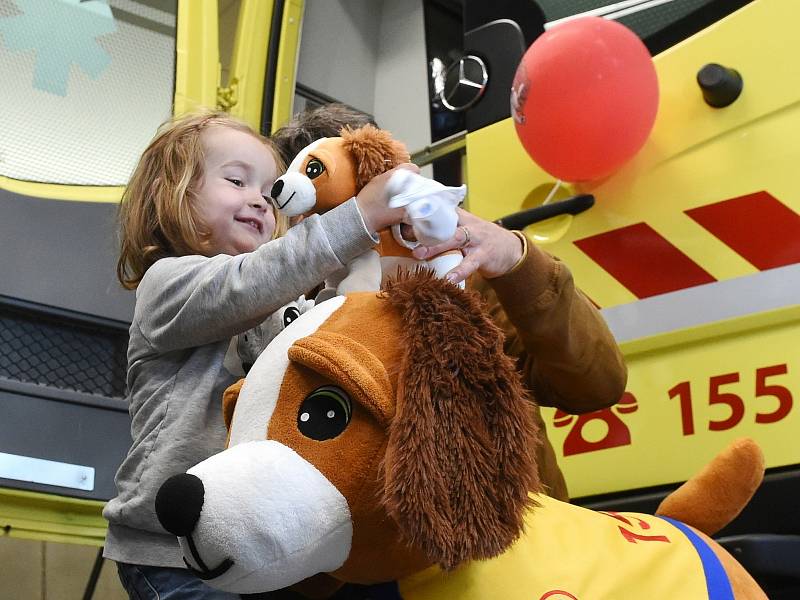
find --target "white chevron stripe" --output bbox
[602,263,800,343]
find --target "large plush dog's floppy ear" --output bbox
[381,271,541,570]
[340,125,411,190]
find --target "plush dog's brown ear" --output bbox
[381,271,541,570]
[222,378,245,431]
[340,125,411,189]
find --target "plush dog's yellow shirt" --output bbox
[398,494,733,600]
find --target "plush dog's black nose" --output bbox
[270,179,284,199]
[155,473,205,537]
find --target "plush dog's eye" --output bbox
[282,306,300,327]
[297,386,351,440]
[305,158,325,179]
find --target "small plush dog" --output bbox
[156,273,766,599]
[269,126,466,294]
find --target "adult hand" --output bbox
[411,208,525,284]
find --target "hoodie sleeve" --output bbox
[135,199,377,353]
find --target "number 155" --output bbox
[668,364,793,435]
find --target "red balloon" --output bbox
[511,17,659,182]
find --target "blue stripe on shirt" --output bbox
[657,516,734,600]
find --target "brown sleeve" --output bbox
[471,234,627,414]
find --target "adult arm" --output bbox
[473,235,627,413]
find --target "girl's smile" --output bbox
[195,126,280,256]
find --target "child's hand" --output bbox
[355,163,420,233]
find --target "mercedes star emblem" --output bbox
[440,55,488,112]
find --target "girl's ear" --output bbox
[340,125,411,189]
[222,379,245,430]
[381,272,541,570]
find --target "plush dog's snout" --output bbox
[270,179,284,199]
[155,473,205,537]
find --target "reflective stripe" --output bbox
[686,191,800,271]
[576,222,716,298]
[0,452,94,491]
[602,263,800,343]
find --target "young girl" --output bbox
[103,110,411,600]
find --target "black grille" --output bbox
[0,301,128,399]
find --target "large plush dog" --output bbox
[155,272,767,599]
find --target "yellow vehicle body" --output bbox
[466,0,800,498]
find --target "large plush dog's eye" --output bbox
[282,306,300,327]
[305,158,325,179]
[297,386,352,440]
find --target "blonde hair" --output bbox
[117,109,288,289]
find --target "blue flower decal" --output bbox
[0,0,116,96]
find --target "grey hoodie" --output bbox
[103,200,377,567]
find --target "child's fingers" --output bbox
[396,162,421,174]
[366,164,419,189]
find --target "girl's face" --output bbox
[195,126,279,256]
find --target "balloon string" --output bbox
[542,180,562,206]
[544,0,680,30]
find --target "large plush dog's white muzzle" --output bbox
[175,440,352,594]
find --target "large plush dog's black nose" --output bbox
[270,179,284,199]
[155,473,205,537]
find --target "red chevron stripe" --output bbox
[575,223,716,299]
[685,191,800,270]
